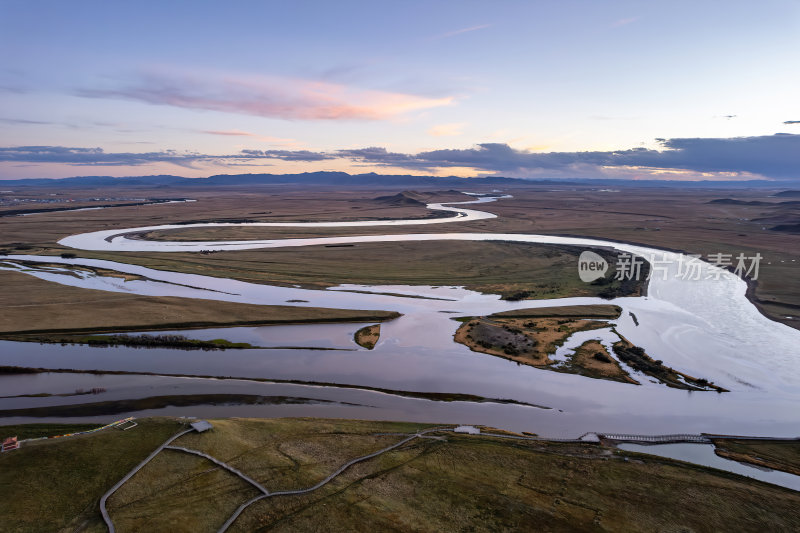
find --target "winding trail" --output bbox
[215,428,442,532]
[99,423,448,533]
[99,428,194,533]
[164,445,270,494]
[101,424,800,532]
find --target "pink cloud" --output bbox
[200,129,300,147]
[79,72,454,121]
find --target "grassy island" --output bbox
[454,305,723,389]
[354,324,381,349]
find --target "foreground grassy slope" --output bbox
[3,417,797,532]
[234,437,800,533]
[0,270,399,336]
[0,418,183,533]
[0,422,102,440]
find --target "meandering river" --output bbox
[2,195,800,440]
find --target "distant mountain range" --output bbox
[0,172,514,188]
[1,171,799,189]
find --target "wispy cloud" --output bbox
[201,130,254,137]
[611,17,639,28]
[199,129,301,147]
[427,122,467,137]
[433,24,491,40]
[0,117,52,125]
[0,84,29,94]
[77,71,455,121]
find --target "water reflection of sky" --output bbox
[2,196,800,442]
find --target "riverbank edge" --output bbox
[549,232,796,330]
[0,312,401,339]
[0,366,550,411]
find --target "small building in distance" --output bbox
[454,425,480,435]
[190,420,213,433]
[2,436,19,452]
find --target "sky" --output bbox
[1,0,799,181]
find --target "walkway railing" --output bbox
[598,433,710,444]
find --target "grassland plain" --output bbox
[11,240,636,301]
[0,187,640,345]
[0,187,470,253]
[11,185,785,327]
[0,269,399,338]
[473,188,800,328]
[1,185,796,330]
[1,417,799,532]
[0,422,102,440]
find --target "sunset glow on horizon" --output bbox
[1,1,799,181]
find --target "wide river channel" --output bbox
[2,195,799,449]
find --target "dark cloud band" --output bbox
[0,146,335,167]
[340,135,800,179]
[1,133,798,179]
